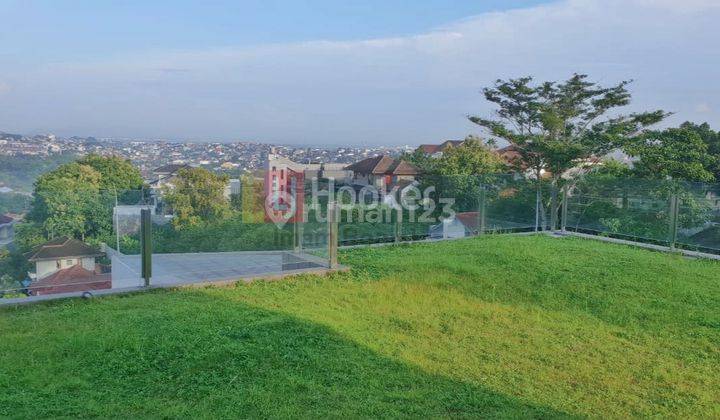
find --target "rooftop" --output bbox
[26,237,104,262]
[416,140,464,155]
[345,155,418,176]
[30,264,110,294]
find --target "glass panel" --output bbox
[484,174,544,232]
[675,181,720,253]
[566,177,672,244]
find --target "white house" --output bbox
[25,237,105,281]
[266,152,352,184]
[429,212,480,239]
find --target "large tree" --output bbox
[469,74,668,229]
[28,162,103,240]
[164,167,231,229]
[435,136,506,176]
[405,136,506,212]
[77,154,144,191]
[624,127,716,182]
[677,122,720,180]
[22,155,145,243]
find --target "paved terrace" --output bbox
[111,250,329,288]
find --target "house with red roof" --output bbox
[345,155,419,190]
[416,140,465,157]
[29,264,111,296]
[25,237,110,295]
[429,212,481,239]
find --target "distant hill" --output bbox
[0,154,77,192]
[0,132,23,141]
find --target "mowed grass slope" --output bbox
[1,235,719,418]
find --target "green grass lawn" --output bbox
[1,235,719,418]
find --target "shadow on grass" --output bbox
[0,290,572,418]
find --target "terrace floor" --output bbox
[1,234,719,417]
[110,250,329,288]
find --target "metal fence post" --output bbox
[534,184,541,232]
[668,194,679,250]
[140,208,152,287]
[478,184,487,235]
[293,220,304,253]
[560,185,569,233]
[327,201,338,268]
[297,222,304,252]
[395,207,402,243]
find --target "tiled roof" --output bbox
[417,144,442,154]
[30,264,111,294]
[389,160,418,175]
[455,212,480,232]
[496,145,525,167]
[345,155,418,176]
[417,140,464,155]
[345,155,387,175]
[26,237,104,262]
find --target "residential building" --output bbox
[418,140,524,170]
[345,155,418,190]
[266,152,352,185]
[26,237,105,280]
[147,163,191,211]
[148,163,191,190]
[429,212,480,239]
[264,152,352,222]
[416,140,464,157]
[224,178,241,200]
[29,264,111,296]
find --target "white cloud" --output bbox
[696,103,712,114]
[1,0,719,144]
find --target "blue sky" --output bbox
[1,0,719,145]
[2,0,548,60]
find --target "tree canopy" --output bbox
[164,167,231,229]
[77,154,144,191]
[469,74,668,182]
[624,127,716,182]
[23,155,145,244]
[677,122,720,180]
[405,136,505,176]
[434,136,506,176]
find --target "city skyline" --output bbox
[1,0,719,145]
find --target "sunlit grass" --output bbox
[1,235,719,417]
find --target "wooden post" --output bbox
[327,202,338,268]
[140,208,152,287]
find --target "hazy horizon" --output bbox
[1,0,719,145]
